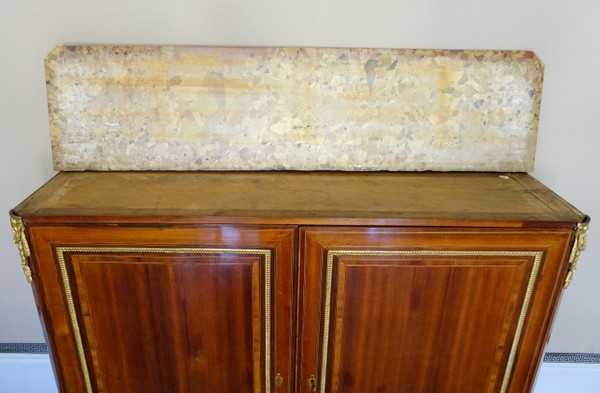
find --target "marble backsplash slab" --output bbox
[45,46,543,171]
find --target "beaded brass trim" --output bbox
[319,250,543,393]
[55,247,271,393]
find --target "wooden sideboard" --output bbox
[10,171,588,393]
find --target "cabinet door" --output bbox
[298,227,573,393]
[27,224,296,393]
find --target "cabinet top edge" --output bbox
[13,171,586,227]
[14,215,581,230]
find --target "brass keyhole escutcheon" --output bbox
[275,373,283,388]
[309,375,317,392]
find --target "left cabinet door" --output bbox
[26,224,297,393]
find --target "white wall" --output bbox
[1,0,598,351]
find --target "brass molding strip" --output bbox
[8,211,33,283]
[320,250,543,393]
[55,247,272,393]
[564,216,591,289]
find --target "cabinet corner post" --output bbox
[9,210,33,283]
[564,215,591,289]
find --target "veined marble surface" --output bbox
[46,46,543,171]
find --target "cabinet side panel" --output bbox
[27,228,88,393]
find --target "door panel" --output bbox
[298,227,573,393]
[327,252,534,393]
[69,251,264,393]
[28,225,296,393]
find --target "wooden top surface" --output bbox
[14,171,584,227]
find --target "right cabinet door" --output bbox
[298,227,574,393]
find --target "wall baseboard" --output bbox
[533,362,600,393]
[0,350,598,393]
[0,354,57,393]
